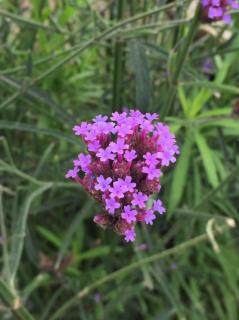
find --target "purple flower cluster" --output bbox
[65,110,179,242]
[201,0,239,23]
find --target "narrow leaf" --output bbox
[195,131,219,188]
[130,40,151,111]
[168,128,194,217]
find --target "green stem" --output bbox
[9,183,53,287]
[0,1,181,111]
[112,0,125,111]
[0,9,62,33]
[161,4,200,119]
[49,219,233,320]
[1,18,190,78]
[0,188,10,283]
[193,165,239,210]
[0,279,36,320]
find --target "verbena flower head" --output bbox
[65,110,179,242]
[201,0,239,23]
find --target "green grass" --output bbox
[0,1,239,319]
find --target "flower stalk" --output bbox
[0,279,36,320]
[162,4,201,119]
[49,218,235,320]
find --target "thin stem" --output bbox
[121,18,191,34]
[161,4,200,119]
[112,0,125,111]
[0,136,15,167]
[0,1,182,111]
[49,219,234,320]
[0,188,10,283]
[0,279,36,320]
[9,183,53,287]
[193,165,239,210]
[0,9,64,33]
[0,19,190,77]
[180,81,239,95]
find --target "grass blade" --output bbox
[195,131,219,188]
[130,40,151,111]
[168,128,194,217]
[0,121,82,146]
[9,183,53,286]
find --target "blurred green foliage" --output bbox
[0,0,239,319]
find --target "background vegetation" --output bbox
[0,0,239,319]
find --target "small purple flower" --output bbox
[201,0,239,23]
[105,197,120,214]
[111,111,127,123]
[132,192,148,208]
[129,110,145,124]
[116,123,133,137]
[73,154,91,173]
[93,115,108,123]
[124,149,137,162]
[153,199,166,215]
[88,140,101,153]
[94,293,101,303]
[157,150,176,167]
[144,209,156,225]
[223,13,232,23]
[143,152,159,167]
[95,175,112,192]
[122,205,137,223]
[145,113,159,121]
[170,262,177,270]
[123,176,136,192]
[85,130,98,142]
[65,167,79,179]
[96,148,115,162]
[140,120,154,132]
[142,166,161,180]
[94,121,115,135]
[202,58,214,75]
[124,228,136,242]
[109,138,129,155]
[109,180,126,199]
[73,122,90,136]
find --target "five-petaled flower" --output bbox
[105,197,120,214]
[132,192,148,209]
[95,175,112,192]
[122,205,137,224]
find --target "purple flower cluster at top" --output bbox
[65,110,179,242]
[201,0,239,23]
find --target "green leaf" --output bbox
[0,121,82,146]
[178,87,190,116]
[198,107,231,118]
[193,159,202,206]
[195,131,219,188]
[9,184,52,283]
[200,118,239,130]
[0,75,75,125]
[181,81,239,95]
[168,128,194,217]
[36,226,61,248]
[189,89,211,118]
[55,200,93,269]
[130,40,151,111]
[76,246,111,263]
